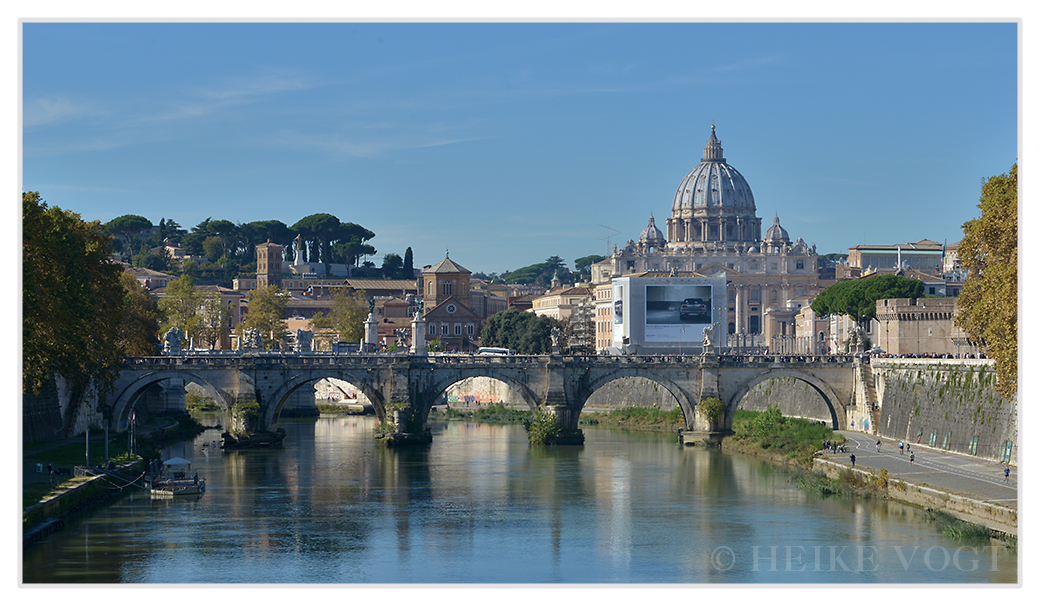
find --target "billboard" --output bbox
[644,284,713,342]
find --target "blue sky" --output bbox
[20,21,1019,275]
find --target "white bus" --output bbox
[476,347,515,356]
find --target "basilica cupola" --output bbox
[667,126,761,248]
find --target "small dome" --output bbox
[763,214,789,243]
[639,214,665,245]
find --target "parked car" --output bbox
[679,298,708,321]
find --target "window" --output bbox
[968,435,979,456]
[443,282,453,296]
[941,431,952,450]
[929,429,937,447]
[429,324,436,335]
[750,288,760,302]
[929,287,936,295]
[441,324,449,335]
[796,260,804,270]
[454,324,462,335]
[467,324,475,335]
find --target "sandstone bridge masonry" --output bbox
[109,352,860,443]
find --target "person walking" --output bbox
[1004,467,1010,483]
[850,453,856,467]
[899,441,904,454]
[909,452,915,466]
[876,440,881,453]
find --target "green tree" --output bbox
[105,214,153,260]
[131,246,170,271]
[202,235,224,263]
[480,308,559,354]
[574,254,607,274]
[310,289,369,343]
[158,274,203,348]
[811,274,924,324]
[382,253,404,279]
[241,285,290,349]
[955,163,1017,398]
[403,247,415,278]
[195,290,230,350]
[24,192,125,401]
[116,272,161,356]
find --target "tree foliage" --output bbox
[574,254,607,274]
[501,256,575,287]
[23,192,125,395]
[240,286,290,349]
[105,214,152,260]
[955,163,1017,398]
[480,308,559,354]
[310,289,369,343]
[116,272,161,356]
[810,274,924,323]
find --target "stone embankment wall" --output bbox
[871,359,1016,465]
[23,376,107,443]
[814,458,1017,536]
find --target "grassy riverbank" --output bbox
[579,405,685,431]
[721,406,845,468]
[23,415,209,513]
[427,403,534,424]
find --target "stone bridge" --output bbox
[109,352,862,442]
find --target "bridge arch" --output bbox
[110,370,233,431]
[416,368,543,424]
[262,369,387,431]
[725,368,844,430]
[577,369,698,428]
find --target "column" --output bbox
[735,285,744,334]
[410,312,427,355]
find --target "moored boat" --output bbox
[147,457,205,497]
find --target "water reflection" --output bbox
[23,417,1016,584]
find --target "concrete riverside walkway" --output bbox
[815,429,1017,533]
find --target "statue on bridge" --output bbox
[847,325,865,353]
[163,327,185,355]
[242,327,264,351]
[294,329,313,353]
[702,323,718,348]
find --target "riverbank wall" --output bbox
[869,359,1016,466]
[23,459,146,531]
[813,458,1017,538]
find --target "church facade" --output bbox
[593,126,833,349]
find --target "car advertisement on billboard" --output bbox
[644,284,712,342]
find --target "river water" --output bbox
[23,416,1016,584]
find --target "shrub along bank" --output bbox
[722,405,845,468]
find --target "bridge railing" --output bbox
[123,352,856,368]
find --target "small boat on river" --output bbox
[147,457,205,497]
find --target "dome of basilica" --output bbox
[671,126,756,214]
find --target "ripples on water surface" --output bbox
[23,417,1017,584]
